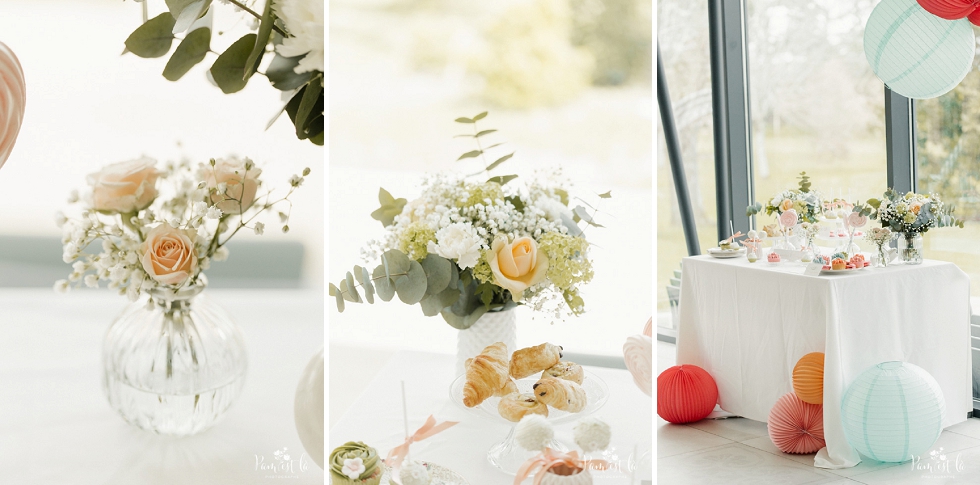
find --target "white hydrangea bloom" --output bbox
[427,223,484,269]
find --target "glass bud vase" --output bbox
[873,245,889,268]
[102,277,248,435]
[897,233,923,265]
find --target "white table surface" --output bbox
[677,256,972,469]
[0,288,325,484]
[328,350,652,484]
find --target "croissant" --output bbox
[495,378,519,397]
[510,343,562,379]
[533,376,587,412]
[498,392,549,422]
[541,361,584,385]
[463,342,510,407]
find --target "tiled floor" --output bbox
[657,340,980,484]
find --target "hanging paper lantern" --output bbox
[864,0,975,99]
[768,393,825,454]
[792,352,825,405]
[657,365,718,424]
[841,361,945,462]
[0,41,26,171]
[917,0,980,26]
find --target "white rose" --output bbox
[426,223,483,269]
[274,0,324,74]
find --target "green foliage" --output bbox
[798,172,812,193]
[210,34,257,94]
[167,0,212,33]
[746,202,763,217]
[266,54,311,91]
[487,175,518,185]
[125,13,176,58]
[485,153,514,172]
[162,27,210,81]
[370,188,407,227]
[244,0,275,82]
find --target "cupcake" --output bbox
[767,252,780,263]
[330,442,382,485]
[719,239,739,250]
[849,254,866,267]
[831,258,846,270]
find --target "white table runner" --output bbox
[677,256,972,468]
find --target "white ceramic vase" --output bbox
[295,347,324,469]
[455,309,516,375]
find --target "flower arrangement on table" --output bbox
[55,156,309,300]
[865,227,894,267]
[123,0,323,145]
[747,172,823,225]
[865,189,962,263]
[330,112,606,329]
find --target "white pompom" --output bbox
[515,415,554,451]
[573,417,611,453]
[399,460,431,485]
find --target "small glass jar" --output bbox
[897,233,923,265]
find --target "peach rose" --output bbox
[86,157,160,213]
[203,157,262,215]
[779,199,793,212]
[488,236,549,301]
[140,223,198,286]
[910,202,922,214]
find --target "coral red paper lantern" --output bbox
[657,365,718,424]
[918,0,980,25]
[768,393,825,454]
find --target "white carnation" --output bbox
[514,414,553,451]
[274,0,324,74]
[426,223,483,269]
[573,417,611,453]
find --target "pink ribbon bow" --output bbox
[513,448,610,485]
[385,415,458,470]
[918,0,980,26]
[723,231,744,244]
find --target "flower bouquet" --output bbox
[747,172,823,224]
[56,156,309,435]
[123,0,323,145]
[330,113,605,368]
[865,227,894,267]
[866,189,962,264]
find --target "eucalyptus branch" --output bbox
[225,0,288,37]
[337,271,411,298]
[473,121,490,174]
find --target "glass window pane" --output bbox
[747,1,886,222]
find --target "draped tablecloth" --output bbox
[0,289,324,484]
[676,256,972,468]
[329,350,652,483]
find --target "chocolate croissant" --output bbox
[463,342,509,407]
[498,392,549,422]
[541,361,584,385]
[533,376,587,412]
[509,343,562,379]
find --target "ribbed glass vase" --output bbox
[102,277,247,435]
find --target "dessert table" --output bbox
[0,288,324,484]
[677,255,972,469]
[329,350,653,484]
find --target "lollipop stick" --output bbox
[401,381,409,440]
[729,220,735,238]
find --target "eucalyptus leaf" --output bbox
[598,190,612,199]
[125,13,176,58]
[487,174,518,185]
[420,255,452,296]
[560,213,583,237]
[485,153,513,172]
[339,278,360,303]
[328,283,339,297]
[473,111,488,121]
[162,27,210,81]
[419,287,461,317]
[440,305,489,330]
[475,129,497,137]
[345,272,360,303]
[244,0,274,81]
[294,75,323,140]
[372,265,396,302]
[381,250,412,277]
[455,117,474,124]
[370,188,408,227]
[554,188,570,206]
[169,0,211,34]
[334,290,345,312]
[395,261,427,305]
[505,195,524,212]
[266,54,311,91]
[450,270,480,317]
[457,150,482,161]
[360,266,375,304]
[209,34,256,94]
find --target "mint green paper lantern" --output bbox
[864,0,975,99]
[840,361,945,463]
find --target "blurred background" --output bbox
[329,0,653,424]
[0,0,323,289]
[658,0,980,331]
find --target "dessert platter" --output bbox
[818,253,869,275]
[449,342,608,474]
[379,462,469,485]
[708,233,747,259]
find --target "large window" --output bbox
[656,1,718,318]
[916,67,980,296]
[747,0,886,235]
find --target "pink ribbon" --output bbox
[513,448,610,485]
[723,231,744,244]
[385,415,458,470]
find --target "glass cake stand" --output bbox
[449,370,609,475]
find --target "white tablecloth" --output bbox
[0,289,324,484]
[677,256,972,468]
[329,350,652,483]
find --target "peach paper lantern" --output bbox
[792,352,825,405]
[768,393,825,454]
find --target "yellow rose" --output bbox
[140,223,198,286]
[779,199,793,212]
[488,236,549,301]
[204,157,262,215]
[87,157,160,213]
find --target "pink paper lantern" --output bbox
[657,365,718,423]
[624,334,652,396]
[0,41,25,171]
[768,393,825,454]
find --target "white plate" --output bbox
[819,266,868,275]
[707,247,745,259]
